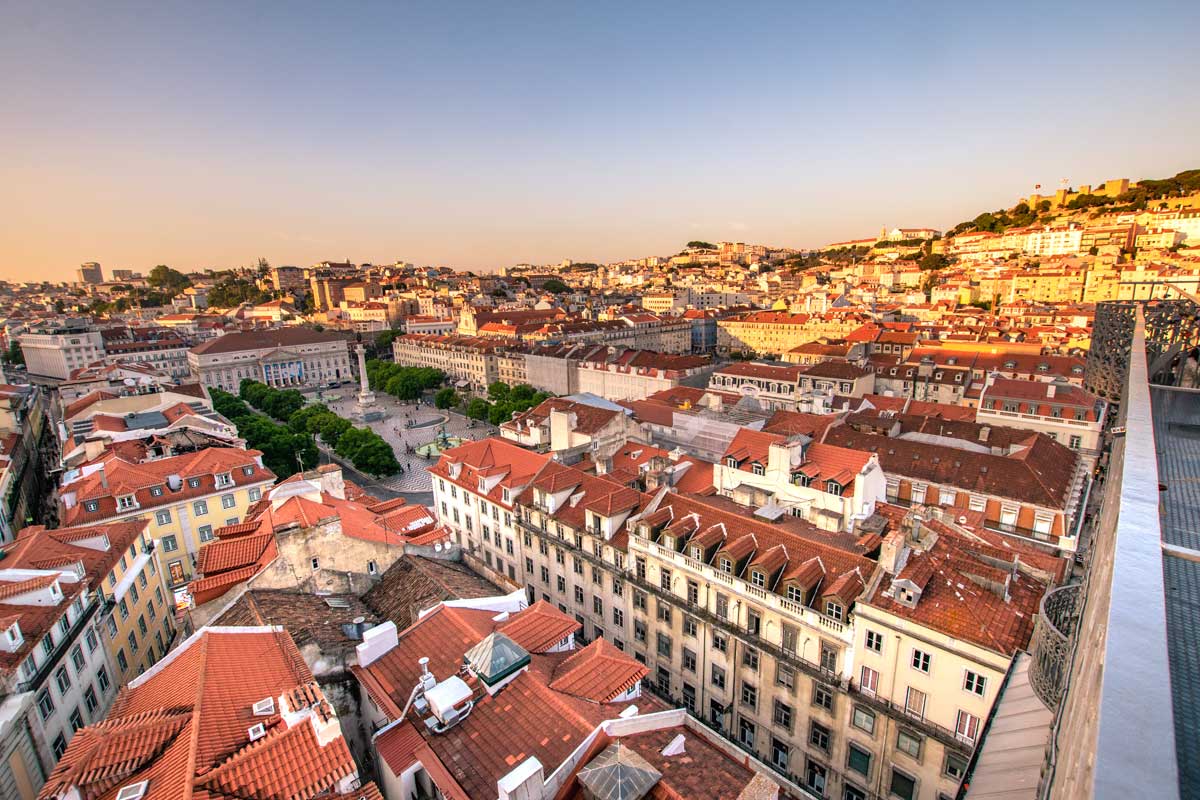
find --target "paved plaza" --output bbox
[320,391,498,493]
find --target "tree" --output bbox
[509,384,535,404]
[687,240,716,250]
[487,381,510,401]
[208,276,269,308]
[5,341,24,366]
[466,398,491,421]
[488,402,513,426]
[147,265,191,293]
[919,253,948,271]
[541,279,569,294]
[434,387,459,409]
[351,438,400,476]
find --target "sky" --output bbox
[2,1,1198,281]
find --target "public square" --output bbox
[320,390,498,493]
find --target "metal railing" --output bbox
[1028,583,1080,708]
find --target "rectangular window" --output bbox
[738,717,756,748]
[70,644,85,671]
[771,737,789,772]
[905,687,926,719]
[776,663,795,692]
[889,769,917,800]
[772,699,793,731]
[809,721,831,753]
[97,665,110,692]
[155,510,172,525]
[713,632,727,653]
[36,689,54,720]
[847,743,872,777]
[656,632,672,658]
[911,648,931,673]
[221,494,236,509]
[955,710,981,745]
[890,722,924,760]
[162,535,179,552]
[865,629,883,654]
[612,608,624,627]
[860,665,879,695]
[964,670,987,696]
[198,525,214,542]
[193,500,208,516]
[682,648,696,673]
[740,682,758,710]
[711,664,726,690]
[852,705,875,735]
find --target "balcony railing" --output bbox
[1029,582,1081,709]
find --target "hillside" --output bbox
[948,168,1200,238]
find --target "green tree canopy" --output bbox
[541,279,569,294]
[466,398,491,421]
[147,265,191,293]
[687,240,716,250]
[434,387,459,409]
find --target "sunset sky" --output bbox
[2,1,1198,281]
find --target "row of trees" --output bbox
[237,379,401,476]
[364,360,446,401]
[287,402,401,476]
[209,388,318,480]
[464,381,551,426]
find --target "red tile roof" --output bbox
[549,639,647,702]
[40,628,371,800]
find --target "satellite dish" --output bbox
[434,543,443,552]
[123,378,137,386]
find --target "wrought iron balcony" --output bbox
[1029,582,1081,709]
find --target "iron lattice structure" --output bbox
[1085,297,1200,404]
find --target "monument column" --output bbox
[355,344,377,416]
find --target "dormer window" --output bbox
[719,557,733,574]
[825,601,844,621]
[216,472,233,487]
[150,486,163,497]
[116,495,137,511]
[752,463,765,476]
[826,481,843,497]
[4,622,21,647]
[84,500,100,513]
[897,587,917,606]
[786,585,803,603]
[187,477,201,489]
[242,465,255,476]
[726,457,738,468]
[502,488,510,503]
[690,546,703,560]
[750,571,766,588]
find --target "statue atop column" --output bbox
[355,343,376,413]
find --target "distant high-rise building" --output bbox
[110,268,137,281]
[76,262,103,284]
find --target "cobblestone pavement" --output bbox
[320,393,499,494]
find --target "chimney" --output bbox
[978,425,991,443]
[1046,383,1056,399]
[99,465,108,490]
[879,529,910,575]
[355,621,398,667]
[497,756,544,800]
